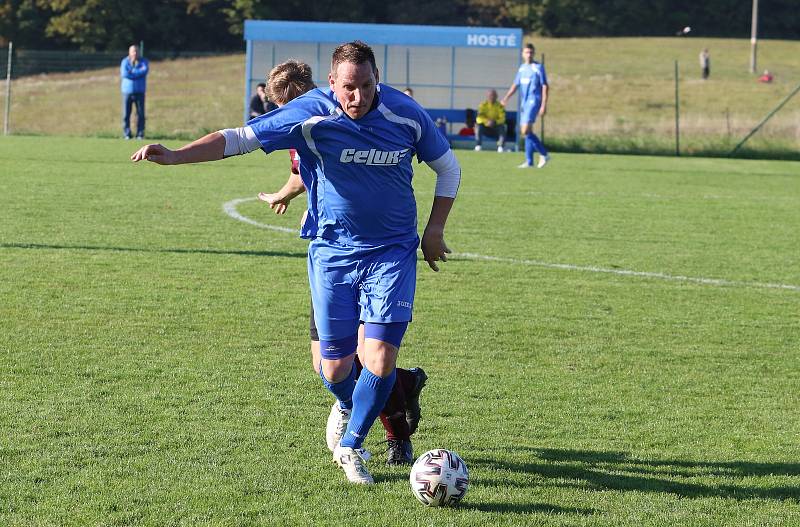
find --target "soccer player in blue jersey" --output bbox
[259,59,429,467]
[131,41,461,485]
[501,43,550,169]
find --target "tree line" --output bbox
[1,0,798,51]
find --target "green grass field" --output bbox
[2,37,799,157]
[1,136,799,526]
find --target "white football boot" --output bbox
[325,401,351,452]
[537,154,550,168]
[333,443,374,484]
[517,161,533,169]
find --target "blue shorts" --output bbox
[520,101,541,126]
[307,237,418,342]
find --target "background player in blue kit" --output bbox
[501,43,550,168]
[130,41,461,485]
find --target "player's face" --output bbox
[330,61,378,120]
[522,47,533,63]
[128,45,139,62]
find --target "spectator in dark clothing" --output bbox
[458,108,476,137]
[250,83,277,119]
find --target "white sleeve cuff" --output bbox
[220,126,261,156]
[426,149,461,198]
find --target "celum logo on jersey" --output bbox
[339,148,410,166]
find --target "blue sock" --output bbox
[529,133,548,156]
[339,368,397,449]
[320,364,356,410]
[524,134,535,165]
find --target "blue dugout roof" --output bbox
[244,20,522,49]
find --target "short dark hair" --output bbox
[268,60,316,105]
[331,40,377,77]
[257,82,266,89]
[525,43,535,52]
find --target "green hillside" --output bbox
[2,37,798,156]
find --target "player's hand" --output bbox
[130,144,176,164]
[421,227,451,272]
[539,106,547,116]
[258,192,291,214]
[499,97,507,107]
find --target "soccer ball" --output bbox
[409,449,469,506]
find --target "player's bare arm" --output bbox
[539,84,548,116]
[258,172,306,214]
[421,196,455,272]
[500,84,517,106]
[422,149,460,272]
[130,131,225,164]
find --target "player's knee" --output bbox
[362,321,407,377]
[319,333,358,382]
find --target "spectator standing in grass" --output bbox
[699,48,710,80]
[120,45,149,140]
[474,89,507,152]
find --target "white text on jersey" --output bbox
[339,148,410,166]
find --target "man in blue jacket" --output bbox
[120,45,149,140]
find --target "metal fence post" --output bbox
[4,42,12,136]
[540,52,545,143]
[674,59,680,156]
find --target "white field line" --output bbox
[222,197,297,234]
[223,197,800,292]
[455,253,800,292]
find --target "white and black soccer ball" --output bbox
[409,449,469,507]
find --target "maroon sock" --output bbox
[379,370,410,440]
[355,358,411,440]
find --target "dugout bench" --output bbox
[425,108,518,151]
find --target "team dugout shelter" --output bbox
[243,20,522,140]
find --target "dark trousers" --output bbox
[475,123,506,147]
[122,92,146,138]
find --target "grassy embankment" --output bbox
[2,37,798,158]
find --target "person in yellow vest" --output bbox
[475,89,507,152]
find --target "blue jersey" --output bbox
[513,62,548,107]
[120,58,149,94]
[248,84,450,247]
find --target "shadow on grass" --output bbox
[462,502,597,515]
[0,242,306,259]
[473,447,800,501]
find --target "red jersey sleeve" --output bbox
[289,149,300,175]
